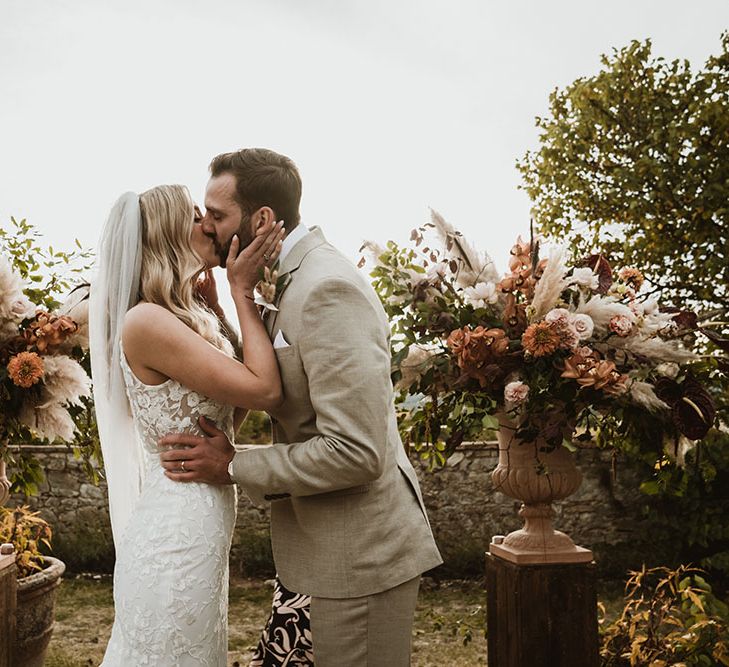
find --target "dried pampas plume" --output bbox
[530,245,568,321]
[610,335,697,365]
[39,354,92,408]
[574,295,634,334]
[18,402,77,443]
[359,240,386,266]
[429,209,500,287]
[628,380,670,413]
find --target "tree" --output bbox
[518,33,729,318]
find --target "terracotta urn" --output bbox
[14,556,66,667]
[490,413,592,564]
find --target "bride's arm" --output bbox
[122,223,285,411]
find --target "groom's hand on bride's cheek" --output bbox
[158,416,235,485]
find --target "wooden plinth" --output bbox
[0,554,17,667]
[485,552,599,667]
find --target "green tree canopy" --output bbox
[518,33,729,318]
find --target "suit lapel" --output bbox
[266,227,327,336]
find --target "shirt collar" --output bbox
[278,223,309,267]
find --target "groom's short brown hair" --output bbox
[209,148,302,231]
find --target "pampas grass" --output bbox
[574,294,635,334]
[530,245,568,320]
[610,335,697,364]
[429,209,500,287]
[628,380,670,413]
[39,354,92,408]
[18,401,77,443]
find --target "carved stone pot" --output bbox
[490,414,593,564]
[14,556,65,667]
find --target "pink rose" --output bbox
[545,308,571,327]
[609,314,634,337]
[571,314,594,340]
[504,381,530,405]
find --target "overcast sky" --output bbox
[2,0,727,312]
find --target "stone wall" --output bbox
[8,443,656,578]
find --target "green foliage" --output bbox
[0,216,100,497]
[235,410,272,444]
[519,34,729,316]
[518,33,729,578]
[600,565,729,666]
[0,216,93,312]
[0,504,53,578]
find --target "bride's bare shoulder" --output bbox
[122,303,180,344]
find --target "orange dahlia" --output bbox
[618,267,645,290]
[7,351,45,388]
[521,322,561,357]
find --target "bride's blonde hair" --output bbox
[138,184,232,356]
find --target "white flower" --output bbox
[0,255,30,322]
[571,314,594,340]
[10,294,36,320]
[395,343,440,391]
[463,281,498,309]
[504,381,530,406]
[569,267,599,291]
[656,362,680,379]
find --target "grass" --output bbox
[45,576,490,667]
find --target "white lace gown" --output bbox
[101,349,237,666]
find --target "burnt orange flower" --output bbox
[618,267,645,290]
[561,349,627,394]
[7,351,45,388]
[521,322,561,357]
[508,235,532,272]
[447,326,509,387]
[23,312,78,353]
[502,293,528,334]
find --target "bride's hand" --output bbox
[196,269,220,312]
[226,221,285,298]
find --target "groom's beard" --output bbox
[211,222,254,269]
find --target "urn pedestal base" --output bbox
[490,503,593,564]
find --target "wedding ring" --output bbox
[263,253,270,262]
[180,460,186,472]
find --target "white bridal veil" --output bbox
[88,192,146,548]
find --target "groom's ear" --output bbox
[251,206,276,233]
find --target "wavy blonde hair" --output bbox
[138,184,232,356]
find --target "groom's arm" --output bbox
[231,276,392,503]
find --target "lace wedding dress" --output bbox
[101,345,237,666]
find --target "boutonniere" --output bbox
[254,267,290,312]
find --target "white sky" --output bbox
[2,0,727,316]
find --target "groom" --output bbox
[159,148,442,665]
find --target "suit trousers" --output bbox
[310,575,420,667]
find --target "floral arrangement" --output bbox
[364,211,718,466]
[0,252,91,446]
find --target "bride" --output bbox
[89,185,284,666]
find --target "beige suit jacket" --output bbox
[231,227,442,598]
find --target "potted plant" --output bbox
[0,505,65,666]
[0,217,96,665]
[364,212,722,563]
